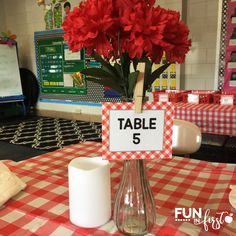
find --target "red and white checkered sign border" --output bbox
[102,102,174,160]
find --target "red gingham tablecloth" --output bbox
[0,141,236,236]
[175,103,236,136]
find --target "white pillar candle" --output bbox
[68,157,111,228]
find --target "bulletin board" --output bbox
[35,30,178,103]
[0,44,23,98]
[217,0,236,92]
[35,30,86,95]
[35,29,120,103]
[152,53,178,91]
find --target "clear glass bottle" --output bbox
[113,159,156,235]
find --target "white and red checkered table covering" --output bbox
[102,102,174,160]
[175,103,236,136]
[0,141,236,236]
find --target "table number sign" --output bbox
[158,93,169,102]
[220,95,234,105]
[188,94,199,104]
[102,102,174,160]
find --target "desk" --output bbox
[175,103,236,136]
[1,141,236,235]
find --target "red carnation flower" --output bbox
[118,3,168,62]
[63,0,117,58]
[161,10,192,63]
[63,0,191,64]
[62,0,192,100]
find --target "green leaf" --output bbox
[81,67,124,94]
[132,58,139,71]
[101,66,122,84]
[128,71,139,98]
[120,52,131,80]
[114,63,123,79]
[144,63,170,91]
[81,67,117,81]
[91,51,119,79]
[134,56,151,71]
[143,59,153,95]
[81,68,123,86]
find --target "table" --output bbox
[175,103,236,136]
[0,141,236,235]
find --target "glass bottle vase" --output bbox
[113,159,156,235]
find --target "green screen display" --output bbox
[36,34,87,95]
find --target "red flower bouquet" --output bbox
[63,0,191,99]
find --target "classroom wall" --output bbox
[158,0,219,90]
[1,0,220,119]
[0,1,6,32]
[2,0,81,73]
[2,0,219,88]
[184,0,219,90]
[157,0,182,12]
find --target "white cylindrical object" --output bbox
[68,157,111,228]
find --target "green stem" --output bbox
[123,86,129,101]
[117,32,129,100]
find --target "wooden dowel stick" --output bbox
[133,63,145,113]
